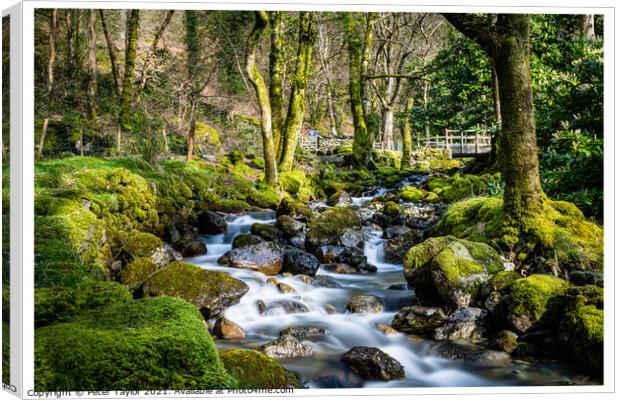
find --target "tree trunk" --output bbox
[246,11,277,186]
[185,10,199,161]
[86,10,98,124]
[269,11,285,157]
[187,97,196,161]
[65,10,75,78]
[99,10,122,97]
[443,13,544,222]
[37,118,49,158]
[495,15,543,221]
[135,10,175,101]
[491,66,501,126]
[382,107,394,149]
[278,12,316,173]
[581,14,595,41]
[47,9,57,94]
[423,80,430,143]
[343,13,373,166]
[400,97,414,169]
[118,9,139,144]
[360,13,376,121]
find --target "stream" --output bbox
[187,180,596,388]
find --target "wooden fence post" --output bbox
[475,132,479,154]
[460,130,464,154]
[444,128,449,150]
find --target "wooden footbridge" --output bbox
[301,128,493,159]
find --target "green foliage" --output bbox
[35,297,237,391]
[540,130,603,220]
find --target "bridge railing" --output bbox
[416,128,492,157]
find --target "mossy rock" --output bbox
[35,280,133,328]
[489,271,522,292]
[247,189,280,210]
[35,297,237,391]
[382,202,401,218]
[562,304,603,376]
[121,231,163,260]
[305,207,361,253]
[436,197,603,273]
[219,349,301,389]
[194,122,220,146]
[276,197,313,221]
[501,274,572,333]
[120,257,158,291]
[399,186,425,202]
[142,261,248,318]
[403,236,503,306]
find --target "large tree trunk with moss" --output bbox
[184,10,199,161]
[443,13,544,223]
[118,9,139,153]
[278,12,316,173]
[86,10,98,124]
[343,13,375,166]
[400,97,414,169]
[269,11,285,157]
[246,11,277,186]
[99,10,122,97]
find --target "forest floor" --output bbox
[22,148,603,390]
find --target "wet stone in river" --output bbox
[341,346,405,381]
[345,295,384,313]
[261,335,313,359]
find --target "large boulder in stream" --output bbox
[391,305,447,334]
[403,236,504,307]
[227,242,284,275]
[433,307,488,340]
[282,247,320,276]
[345,295,384,313]
[142,261,248,318]
[305,207,361,253]
[260,335,313,359]
[498,274,572,333]
[197,210,227,234]
[341,346,405,381]
[251,223,284,242]
[276,198,313,222]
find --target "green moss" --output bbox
[122,231,162,259]
[276,197,313,220]
[399,186,425,202]
[432,246,484,288]
[194,122,220,146]
[382,201,401,218]
[507,274,571,328]
[120,257,158,291]
[248,189,280,209]
[436,196,603,272]
[142,261,247,318]
[219,349,301,389]
[35,297,237,391]
[490,271,522,291]
[307,207,360,243]
[35,281,133,327]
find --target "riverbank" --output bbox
[29,150,604,390]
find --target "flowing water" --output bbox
[187,189,596,388]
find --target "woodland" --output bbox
[2,10,606,389]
